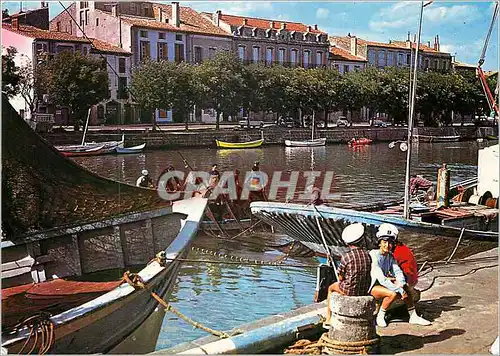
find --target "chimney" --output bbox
[350,36,357,56]
[280,22,286,30]
[269,21,274,28]
[427,40,431,47]
[40,1,48,8]
[159,9,163,22]
[307,25,312,32]
[172,2,180,27]
[314,24,318,31]
[12,17,19,30]
[111,4,118,17]
[242,18,248,25]
[413,34,416,42]
[407,31,410,41]
[434,35,440,51]
[213,10,221,26]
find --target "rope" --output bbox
[285,333,379,355]
[445,227,465,263]
[13,313,55,355]
[122,271,236,339]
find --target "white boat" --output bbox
[115,143,146,154]
[285,111,326,147]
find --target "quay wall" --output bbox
[41,126,498,149]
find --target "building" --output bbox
[329,44,367,74]
[203,11,330,68]
[3,10,132,125]
[330,33,452,72]
[50,1,233,122]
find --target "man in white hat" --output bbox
[325,223,372,325]
[136,169,154,188]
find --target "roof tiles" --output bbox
[218,13,326,34]
[330,46,366,62]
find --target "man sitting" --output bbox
[326,223,372,325]
[369,228,431,327]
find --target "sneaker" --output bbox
[376,313,387,327]
[409,313,431,326]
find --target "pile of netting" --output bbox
[2,94,169,239]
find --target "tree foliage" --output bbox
[34,51,109,122]
[2,46,20,98]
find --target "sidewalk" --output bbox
[379,247,498,354]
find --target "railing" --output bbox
[239,59,327,69]
[33,113,55,123]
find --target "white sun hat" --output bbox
[342,223,365,245]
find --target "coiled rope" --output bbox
[285,333,379,355]
[122,270,239,339]
[13,313,55,355]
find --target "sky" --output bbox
[2,1,499,71]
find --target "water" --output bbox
[73,141,496,351]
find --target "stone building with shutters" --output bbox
[202,11,330,68]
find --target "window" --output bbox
[266,48,273,65]
[354,65,361,71]
[303,50,310,68]
[406,53,411,65]
[368,49,376,65]
[140,30,148,38]
[139,41,150,61]
[377,50,385,67]
[316,51,322,66]
[398,53,404,66]
[252,46,260,62]
[444,60,448,71]
[194,46,202,64]
[56,45,74,54]
[85,10,89,25]
[238,46,245,60]
[175,34,183,41]
[118,77,128,99]
[96,18,99,26]
[119,58,126,73]
[83,46,88,55]
[175,43,184,62]
[343,65,349,73]
[157,42,168,61]
[158,32,165,40]
[434,59,438,69]
[290,49,298,66]
[79,10,85,26]
[36,42,48,54]
[56,22,61,31]
[424,59,430,69]
[334,64,339,71]
[278,48,285,64]
[387,51,393,66]
[208,47,216,59]
[130,3,136,13]
[80,1,88,8]
[69,20,72,34]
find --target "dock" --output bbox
[152,247,498,354]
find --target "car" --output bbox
[336,117,351,127]
[371,119,391,128]
[239,118,264,128]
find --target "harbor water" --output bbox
[73,141,497,351]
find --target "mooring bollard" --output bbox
[325,292,379,354]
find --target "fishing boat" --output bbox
[1,197,207,354]
[285,111,326,147]
[115,143,146,154]
[347,138,372,146]
[413,135,461,143]
[216,138,264,149]
[58,144,106,157]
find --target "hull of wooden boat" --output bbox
[58,145,106,157]
[414,135,461,143]
[285,138,326,147]
[115,143,146,154]
[2,197,208,354]
[216,139,264,149]
[250,202,498,258]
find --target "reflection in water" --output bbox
[71,141,496,351]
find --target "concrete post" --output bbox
[328,292,378,353]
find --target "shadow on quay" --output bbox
[380,328,466,353]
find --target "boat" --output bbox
[115,143,146,154]
[348,138,372,146]
[285,111,326,147]
[413,135,461,143]
[216,138,264,149]
[1,197,208,354]
[2,94,209,353]
[58,144,106,157]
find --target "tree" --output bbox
[18,58,37,117]
[309,68,342,127]
[197,51,245,130]
[2,46,20,98]
[34,51,109,123]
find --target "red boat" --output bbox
[58,144,106,157]
[348,138,372,146]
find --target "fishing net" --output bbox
[1,94,169,239]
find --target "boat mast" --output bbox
[80,108,91,145]
[404,0,431,219]
[311,111,315,141]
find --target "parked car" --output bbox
[239,118,264,128]
[336,117,351,127]
[371,119,391,128]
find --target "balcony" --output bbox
[239,59,327,69]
